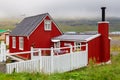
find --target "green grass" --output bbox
[0,51,120,80]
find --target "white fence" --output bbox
[0,41,6,62]
[6,44,88,74]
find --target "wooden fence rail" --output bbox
[6,44,88,74]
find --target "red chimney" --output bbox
[98,7,110,63]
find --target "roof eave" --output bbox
[85,34,101,42]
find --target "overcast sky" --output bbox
[0,0,119,19]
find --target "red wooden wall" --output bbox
[9,15,62,59]
[29,16,62,48]
[98,22,110,62]
[88,36,101,63]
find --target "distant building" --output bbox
[110,31,120,35]
[0,30,10,45]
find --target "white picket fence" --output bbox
[0,41,6,62]
[6,44,88,74]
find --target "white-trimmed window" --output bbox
[44,20,51,31]
[12,37,16,48]
[54,42,60,53]
[54,42,60,48]
[19,37,24,50]
[74,42,81,51]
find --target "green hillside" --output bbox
[56,18,120,32]
[0,17,120,32]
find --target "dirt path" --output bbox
[0,63,6,73]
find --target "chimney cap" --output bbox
[101,7,106,9]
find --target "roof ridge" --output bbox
[24,13,49,19]
[10,13,49,36]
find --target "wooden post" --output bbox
[38,49,42,72]
[51,47,54,73]
[31,47,34,60]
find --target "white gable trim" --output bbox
[51,39,60,42]
[28,14,47,37]
[44,20,52,31]
[85,34,101,42]
[28,13,63,38]
[48,15,63,34]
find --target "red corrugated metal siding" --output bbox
[88,36,101,63]
[60,41,74,47]
[81,42,86,51]
[98,22,110,62]
[60,41,74,53]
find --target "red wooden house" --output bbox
[9,13,62,58]
[9,7,110,63]
[51,7,110,63]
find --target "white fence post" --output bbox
[0,41,6,62]
[51,47,54,73]
[0,43,2,62]
[86,43,88,65]
[70,45,73,71]
[31,47,34,59]
[3,41,6,62]
[70,45,73,53]
[38,49,42,72]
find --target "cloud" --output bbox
[0,0,119,18]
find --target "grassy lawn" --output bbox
[0,53,120,80]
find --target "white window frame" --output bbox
[54,41,60,54]
[19,37,24,50]
[74,42,81,51]
[12,37,16,48]
[44,20,51,31]
[54,42,60,48]
[6,34,9,45]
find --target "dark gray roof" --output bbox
[52,34,101,42]
[10,13,48,36]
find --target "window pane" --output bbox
[19,37,24,50]
[44,20,51,30]
[12,37,16,48]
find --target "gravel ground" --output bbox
[0,63,6,73]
